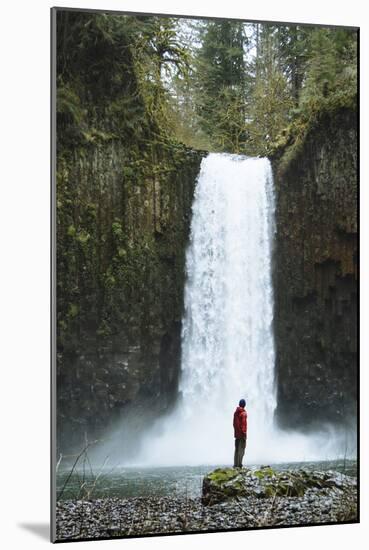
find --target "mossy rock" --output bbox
[207,468,241,485]
[202,468,245,504]
[202,467,355,506]
[253,466,276,479]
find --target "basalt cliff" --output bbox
[272,107,357,430]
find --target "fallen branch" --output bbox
[57,441,98,500]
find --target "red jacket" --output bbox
[233,406,247,439]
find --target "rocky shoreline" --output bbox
[56,467,357,541]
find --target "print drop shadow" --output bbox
[18,522,49,541]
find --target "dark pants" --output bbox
[234,437,247,468]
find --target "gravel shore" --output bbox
[56,483,357,541]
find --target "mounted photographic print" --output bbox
[51,6,359,543]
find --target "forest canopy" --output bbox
[57,11,357,157]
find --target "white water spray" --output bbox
[134,153,355,466]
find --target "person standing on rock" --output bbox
[233,399,247,468]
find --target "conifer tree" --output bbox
[194,20,248,152]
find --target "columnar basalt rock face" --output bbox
[272,108,357,430]
[55,11,207,454]
[57,142,204,453]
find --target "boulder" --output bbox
[202,465,356,506]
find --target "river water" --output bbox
[57,459,357,501]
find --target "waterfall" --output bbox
[135,153,354,466]
[180,153,276,434]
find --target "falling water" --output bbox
[135,153,355,466]
[180,153,276,432]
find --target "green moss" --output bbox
[254,466,275,479]
[76,231,90,244]
[271,102,357,175]
[264,485,276,497]
[96,320,112,337]
[67,225,76,237]
[208,468,240,485]
[68,304,79,318]
[122,166,134,178]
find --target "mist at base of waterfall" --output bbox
[124,404,356,468]
[77,405,356,470]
